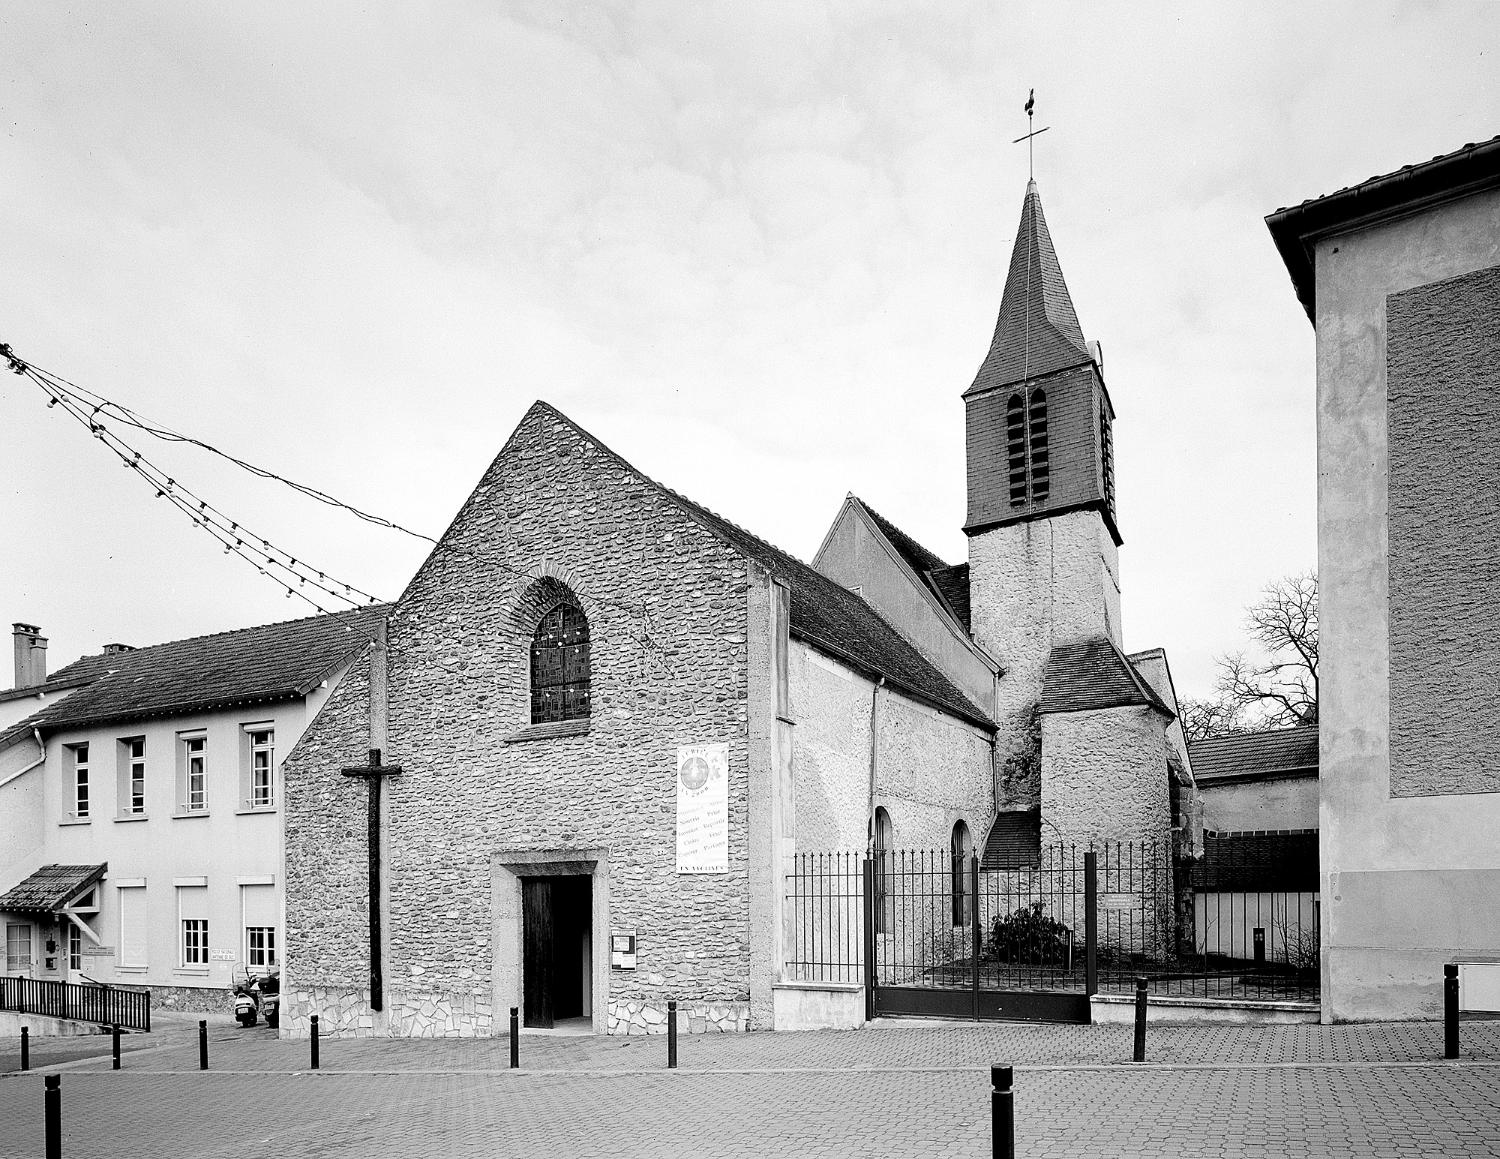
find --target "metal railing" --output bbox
[0,975,152,1031]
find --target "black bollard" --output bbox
[510,1007,519,1069]
[667,1000,678,1070]
[1133,977,1148,1063]
[991,1065,1014,1159]
[1445,964,1460,1060]
[199,1020,208,1070]
[112,1023,121,1070]
[44,1073,61,1159]
[310,1015,320,1070]
[20,1026,28,1071]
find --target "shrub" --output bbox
[984,901,1074,965]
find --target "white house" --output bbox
[0,608,381,1012]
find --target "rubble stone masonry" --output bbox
[282,404,757,1036]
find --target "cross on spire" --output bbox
[1012,88,1050,181]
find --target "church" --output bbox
[280,178,1195,1037]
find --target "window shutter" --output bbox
[241,884,276,929]
[178,885,209,922]
[118,887,148,967]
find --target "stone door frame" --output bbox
[491,847,610,1035]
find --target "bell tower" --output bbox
[964,181,1123,709]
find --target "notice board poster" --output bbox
[676,743,728,874]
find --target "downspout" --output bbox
[0,727,47,790]
[866,677,886,852]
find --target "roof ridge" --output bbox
[58,603,390,666]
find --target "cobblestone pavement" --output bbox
[3,1020,1499,1157]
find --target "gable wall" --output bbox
[812,509,995,713]
[283,408,758,1036]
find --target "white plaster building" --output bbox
[0,610,380,1010]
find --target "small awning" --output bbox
[0,864,107,915]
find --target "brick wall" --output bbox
[283,404,758,1035]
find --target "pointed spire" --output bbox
[964,181,1090,396]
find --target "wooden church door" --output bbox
[522,878,554,1028]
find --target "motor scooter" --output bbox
[232,968,280,1028]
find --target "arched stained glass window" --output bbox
[530,602,591,724]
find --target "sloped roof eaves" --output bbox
[1189,727,1319,782]
[25,607,384,735]
[0,863,107,914]
[1266,135,1500,321]
[854,499,951,575]
[1039,639,1174,719]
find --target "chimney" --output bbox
[12,623,47,689]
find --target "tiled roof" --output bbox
[848,498,973,634]
[540,406,995,730]
[1039,638,1173,718]
[965,180,1092,397]
[982,809,1041,869]
[1,607,384,742]
[926,564,971,634]
[1189,830,1318,892]
[853,499,951,575]
[1188,727,1318,783]
[0,864,107,914]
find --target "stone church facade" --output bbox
[281,179,1196,1037]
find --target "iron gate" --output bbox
[784,840,1318,1024]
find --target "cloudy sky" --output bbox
[2,2,1495,700]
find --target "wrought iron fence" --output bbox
[0,975,152,1031]
[784,839,1320,1010]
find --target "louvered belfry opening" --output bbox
[1006,393,1028,505]
[1027,388,1049,501]
[1005,388,1050,508]
[530,601,591,723]
[1100,407,1116,517]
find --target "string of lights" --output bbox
[1,341,666,664]
[19,355,437,544]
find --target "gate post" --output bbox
[862,857,877,1022]
[1083,851,1098,998]
[971,854,982,1021]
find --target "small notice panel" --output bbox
[610,933,637,971]
[80,945,115,957]
[210,949,236,962]
[676,743,728,874]
[1098,893,1138,913]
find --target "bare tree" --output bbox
[1186,571,1318,738]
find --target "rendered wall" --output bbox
[812,504,996,715]
[0,695,325,1008]
[786,640,993,855]
[1312,183,1500,1021]
[1200,775,1318,833]
[1041,705,1170,848]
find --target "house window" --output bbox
[118,737,146,816]
[951,821,973,927]
[178,733,208,813]
[245,726,275,809]
[5,922,31,971]
[67,923,82,972]
[178,883,209,968]
[117,885,147,968]
[69,743,90,820]
[182,919,209,967]
[530,602,591,724]
[241,883,277,970]
[247,927,276,969]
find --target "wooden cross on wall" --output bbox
[341,746,402,1011]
